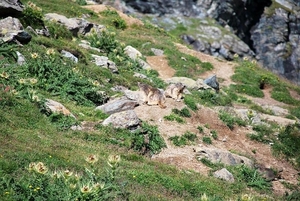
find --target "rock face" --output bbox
[0,0,24,18]
[124,0,300,85]
[196,147,254,168]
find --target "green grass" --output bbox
[169,131,197,147]
[218,111,247,130]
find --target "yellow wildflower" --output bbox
[29,78,38,84]
[64,169,73,177]
[107,154,120,167]
[0,72,9,79]
[85,154,98,164]
[28,162,36,171]
[18,78,26,84]
[80,184,92,194]
[93,182,105,190]
[46,48,55,55]
[233,53,239,58]
[200,193,208,201]
[243,57,249,61]
[34,162,48,174]
[31,53,39,59]
[92,80,100,86]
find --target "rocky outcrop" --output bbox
[0,0,24,18]
[0,17,31,44]
[95,97,139,115]
[124,0,300,85]
[44,13,104,36]
[251,7,300,85]
[102,109,141,129]
[196,147,254,168]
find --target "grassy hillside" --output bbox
[1,0,300,200]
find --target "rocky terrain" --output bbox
[121,0,300,85]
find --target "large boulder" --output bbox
[0,0,24,18]
[44,13,104,36]
[102,110,141,129]
[91,54,118,73]
[196,147,254,168]
[0,17,31,44]
[95,97,139,115]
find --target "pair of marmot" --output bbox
[138,82,185,109]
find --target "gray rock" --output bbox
[44,13,101,36]
[16,51,25,65]
[124,45,142,60]
[44,99,75,118]
[0,17,32,44]
[213,168,235,183]
[95,97,139,115]
[165,77,198,89]
[102,110,141,129]
[91,54,118,73]
[61,50,78,63]
[123,90,144,102]
[196,147,254,168]
[0,0,24,18]
[203,75,219,91]
[151,48,164,56]
[137,58,152,70]
[78,42,101,52]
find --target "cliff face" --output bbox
[124,0,300,85]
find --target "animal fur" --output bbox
[138,82,166,109]
[164,82,185,101]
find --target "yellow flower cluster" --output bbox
[18,78,38,85]
[29,162,48,174]
[27,1,42,12]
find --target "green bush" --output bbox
[232,165,271,191]
[184,95,198,111]
[202,136,212,144]
[48,113,79,131]
[218,111,246,130]
[2,51,106,106]
[0,41,17,61]
[76,0,87,6]
[172,107,191,117]
[132,122,166,156]
[164,113,185,123]
[247,124,274,144]
[211,130,218,140]
[46,21,73,39]
[271,86,300,105]
[112,17,127,30]
[21,2,44,28]
[272,124,300,168]
[169,131,197,147]
[197,126,204,133]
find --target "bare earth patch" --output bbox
[134,44,299,195]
